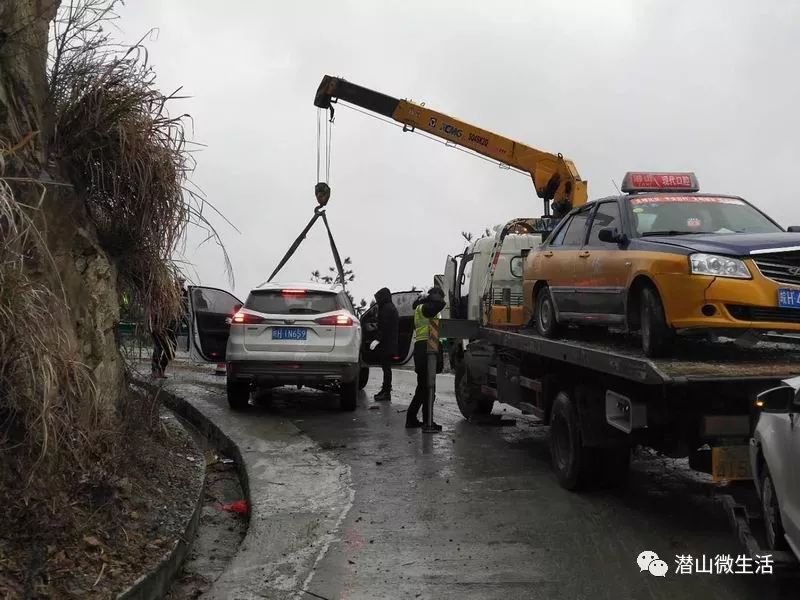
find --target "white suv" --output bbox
[187,282,362,410]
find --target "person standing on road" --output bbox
[406,287,446,429]
[373,287,399,401]
[179,280,189,352]
[151,318,177,379]
[151,279,183,379]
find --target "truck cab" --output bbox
[441,225,543,326]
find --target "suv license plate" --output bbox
[272,327,307,341]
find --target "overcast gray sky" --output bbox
[117,0,800,305]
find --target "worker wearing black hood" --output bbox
[373,287,399,401]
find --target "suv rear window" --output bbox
[245,290,341,315]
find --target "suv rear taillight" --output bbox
[232,311,265,324]
[315,314,354,326]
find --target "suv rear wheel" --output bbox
[340,379,358,411]
[227,379,250,410]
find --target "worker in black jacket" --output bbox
[406,287,446,429]
[373,287,399,401]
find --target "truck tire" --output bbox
[761,465,787,551]
[535,285,562,338]
[455,360,493,419]
[227,379,250,410]
[549,390,592,490]
[640,285,673,357]
[340,379,358,411]
[358,367,370,390]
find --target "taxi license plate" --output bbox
[711,446,752,482]
[778,288,800,309]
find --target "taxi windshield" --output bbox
[627,195,782,237]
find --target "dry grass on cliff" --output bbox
[0,1,232,595]
[0,173,200,598]
[0,173,109,481]
[49,0,233,330]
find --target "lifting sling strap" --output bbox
[258,205,345,288]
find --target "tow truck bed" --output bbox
[477,327,800,385]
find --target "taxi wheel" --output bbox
[640,286,673,357]
[761,465,787,551]
[535,285,562,338]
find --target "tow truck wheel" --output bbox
[640,286,673,357]
[761,465,787,551]
[455,360,493,419]
[227,379,251,410]
[535,285,562,338]
[549,390,591,490]
[358,367,370,390]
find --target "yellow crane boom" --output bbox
[314,75,587,218]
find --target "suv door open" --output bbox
[187,286,243,362]
[360,290,419,368]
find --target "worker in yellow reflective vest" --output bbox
[406,287,446,429]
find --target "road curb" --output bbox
[151,381,251,505]
[115,378,250,600]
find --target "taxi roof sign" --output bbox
[621,172,699,194]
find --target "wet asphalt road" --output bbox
[169,364,796,600]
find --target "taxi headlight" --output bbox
[689,253,751,279]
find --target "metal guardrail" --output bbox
[117,321,190,362]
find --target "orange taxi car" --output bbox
[524,171,800,357]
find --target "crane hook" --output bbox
[315,182,331,207]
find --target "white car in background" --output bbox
[750,378,800,560]
[188,282,364,410]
